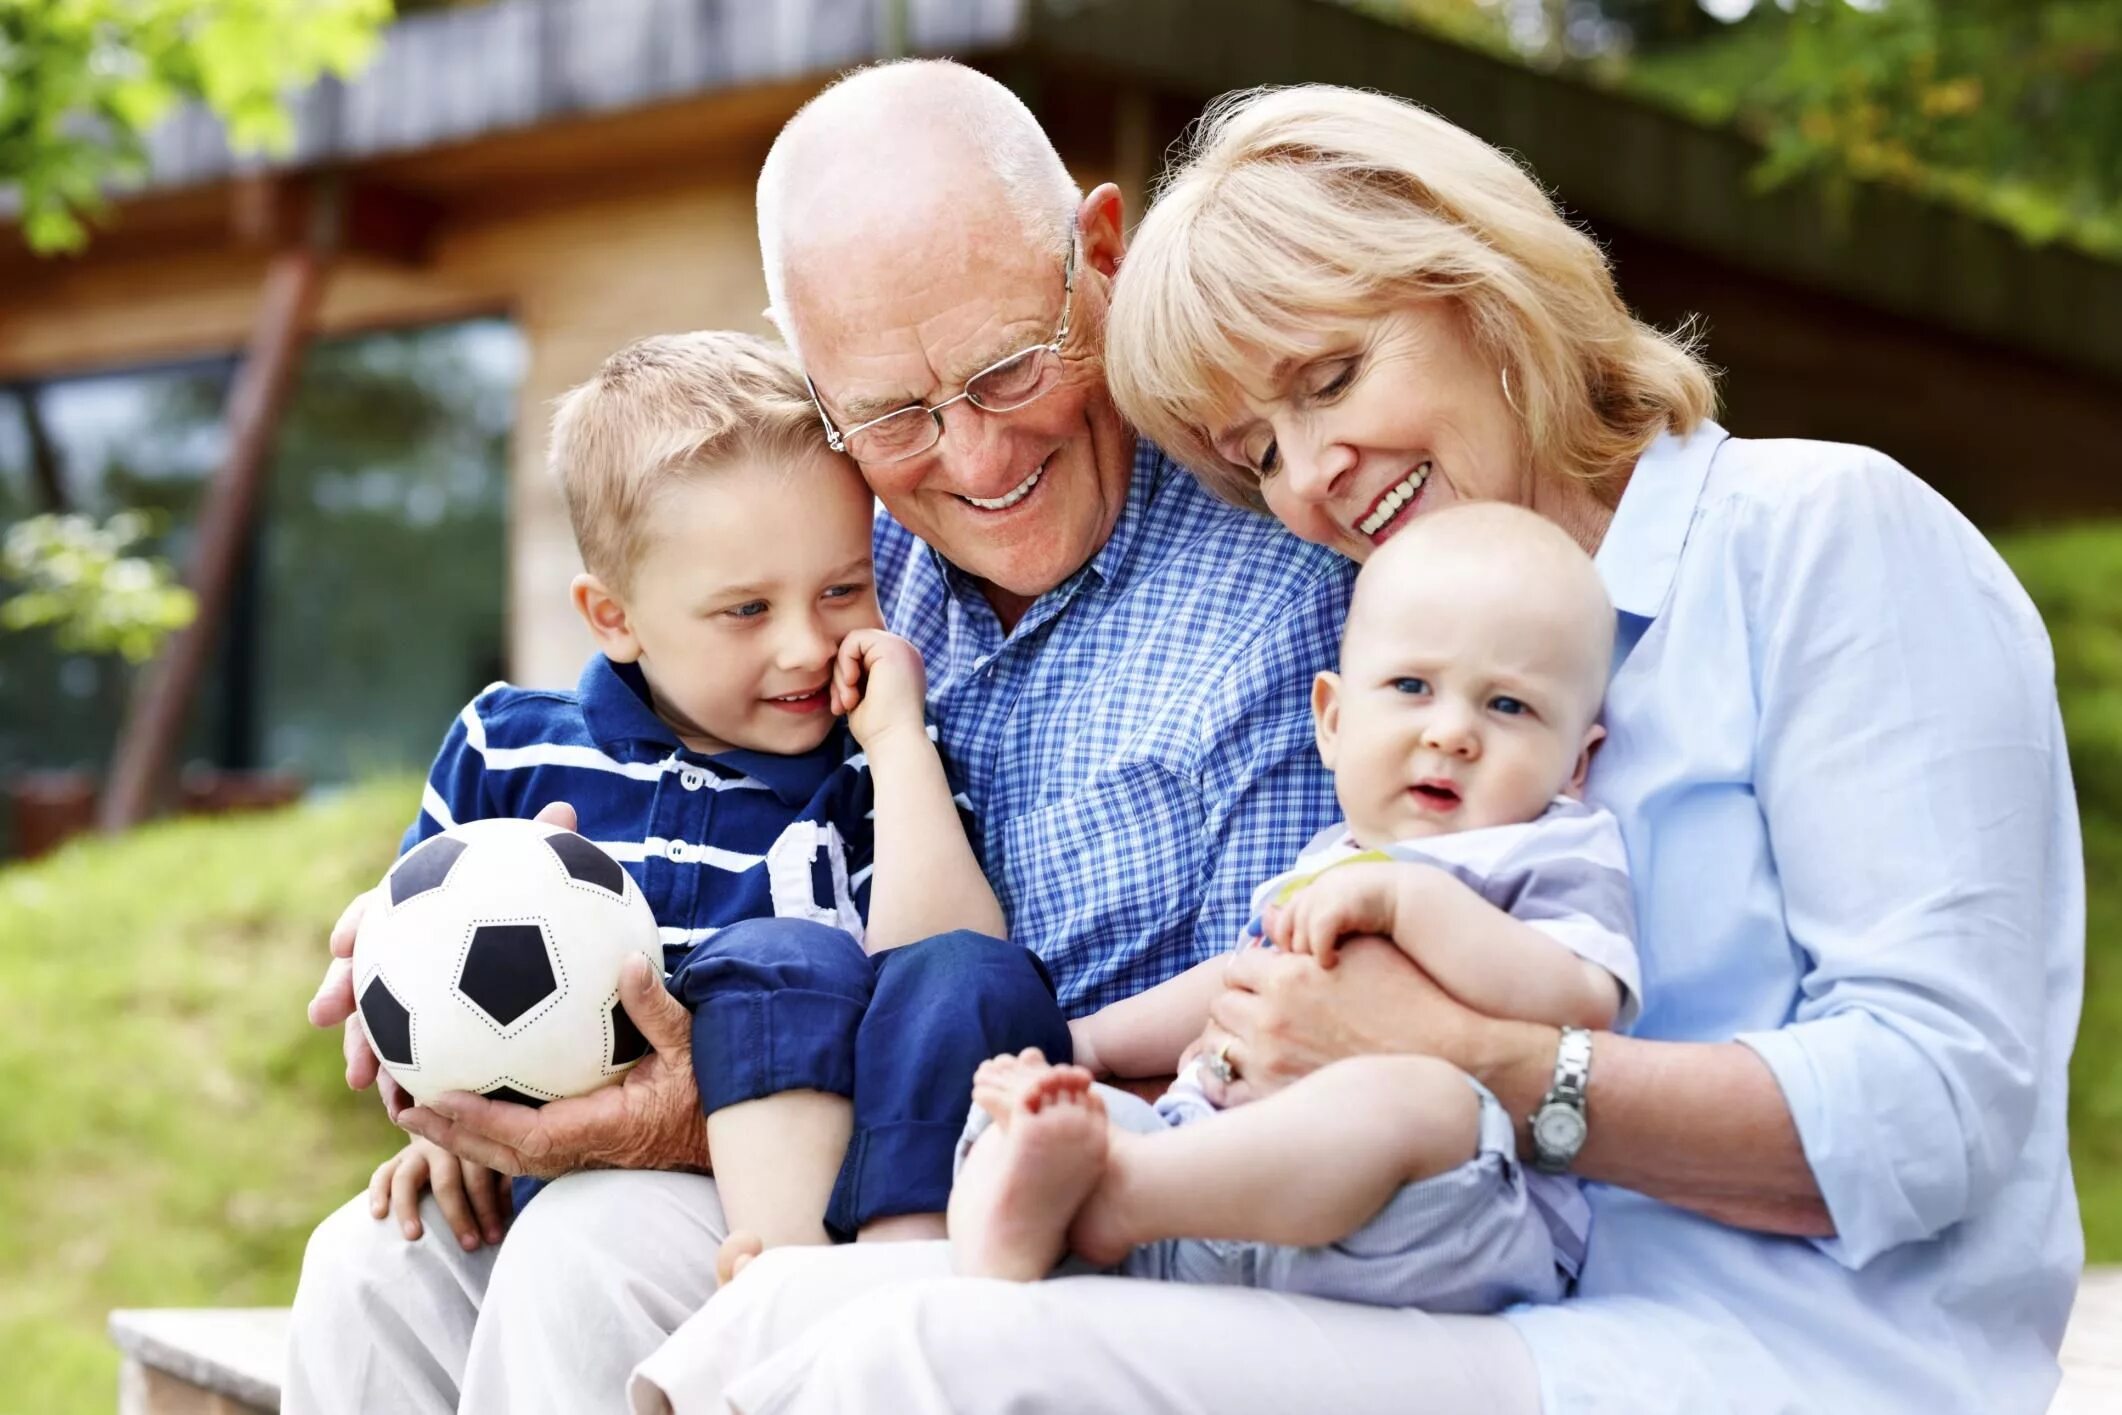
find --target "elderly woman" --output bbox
[640,86,2082,1415]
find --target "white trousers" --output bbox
[286,1170,728,1415]
[628,1241,1545,1415]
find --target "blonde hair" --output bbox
[1107,85,1716,511]
[549,331,829,590]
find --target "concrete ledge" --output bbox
[109,1309,285,1415]
[2056,1268,2122,1414]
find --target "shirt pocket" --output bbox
[994,762,1207,1000]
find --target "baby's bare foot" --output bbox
[949,1059,1108,1282]
[714,1230,763,1287]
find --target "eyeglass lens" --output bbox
[847,347,1063,462]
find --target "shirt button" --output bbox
[680,767,707,791]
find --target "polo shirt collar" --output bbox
[580,655,852,804]
[710,727,855,806]
[580,655,679,750]
[1595,419,1728,623]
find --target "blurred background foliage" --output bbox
[0,0,391,252]
[1373,0,2122,256]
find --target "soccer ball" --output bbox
[352,818,663,1107]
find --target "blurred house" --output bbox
[3,0,2120,832]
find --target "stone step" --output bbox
[107,1267,2122,1412]
[109,1309,284,1414]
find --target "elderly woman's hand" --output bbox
[1198,937,1521,1108]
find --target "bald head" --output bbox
[758,60,1079,355]
[1347,502,1614,730]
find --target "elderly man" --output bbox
[285,59,1351,1414]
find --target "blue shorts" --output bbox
[671,918,1070,1238]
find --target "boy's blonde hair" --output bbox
[1107,85,1717,512]
[549,330,829,590]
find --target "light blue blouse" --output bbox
[1506,423,2085,1414]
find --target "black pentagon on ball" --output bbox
[458,923,558,1027]
[611,999,649,1067]
[359,976,414,1067]
[480,1084,548,1109]
[390,835,469,906]
[545,829,626,897]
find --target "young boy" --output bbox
[366,331,1067,1277]
[949,501,1638,1311]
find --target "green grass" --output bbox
[0,780,410,1415]
[6,526,2122,1411]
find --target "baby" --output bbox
[367,331,1066,1277]
[949,501,1638,1310]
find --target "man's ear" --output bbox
[1078,183,1126,279]
[572,573,641,662]
[1311,671,1342,771]
[1564,722,1606,799]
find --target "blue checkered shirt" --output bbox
[875,440,1353,1013]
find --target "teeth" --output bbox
[773,689,819,702]
[960,460,1046,511]
[1357,463,1431,537]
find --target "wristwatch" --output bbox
[1531,1026,1594,1174]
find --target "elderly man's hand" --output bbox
[1196,937,1508,1108]
[394,952,710,1179]
[309,801,583,1124]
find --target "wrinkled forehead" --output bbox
[781,206,1062,412]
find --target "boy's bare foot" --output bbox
[715,1231,763,1287]
[949,1049,1109,1282]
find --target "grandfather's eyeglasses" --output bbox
[805,234,1077,465]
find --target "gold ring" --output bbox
[1205,1038,1239,1085]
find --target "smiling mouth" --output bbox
[765,685,829,712]
[1356,462,1432,539]
[957,454,1051,512]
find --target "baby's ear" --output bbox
[572,573,641,661]
[1564,722,1606,799]
[1311,671,1343,770]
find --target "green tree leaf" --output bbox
[0,0,392,254]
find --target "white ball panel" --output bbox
[353,818,663,1106]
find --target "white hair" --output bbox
[757,59,1081,357]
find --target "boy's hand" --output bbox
[369,1136,513,1251]
[832,629,929,750]
[1265,861,1411,967]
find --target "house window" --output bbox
[0,316,522,853]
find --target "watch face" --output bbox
[1535,1104,1587,1157]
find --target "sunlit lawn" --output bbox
[0,781,409,1415]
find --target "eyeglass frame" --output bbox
[803,231,1078,464]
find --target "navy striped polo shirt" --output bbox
[403,654,876,970]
